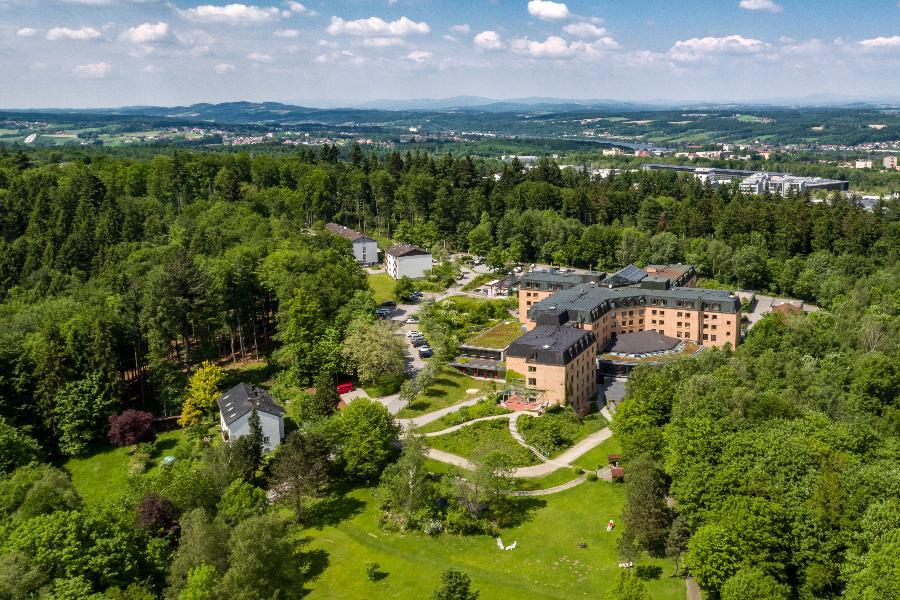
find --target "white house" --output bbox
[326,222,379,265]
[385,244,432,280]
[217,383,285,452]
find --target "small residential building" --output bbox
[884,156,898,170]
[325,222,379,265]
[505,323,598,414]
[854,159,873,169]
[217,383,285,452]
[385,244,432,280]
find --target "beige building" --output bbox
[505,324,598,413]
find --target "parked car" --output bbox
[418,346,433,358]
[335,382,355,395]
[375,308,391,318]
[411,337,427,347]
[405,330,421,338]
[411,291,424,299]
[380,300,397,308]
[405,315,419,324]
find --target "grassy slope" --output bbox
[426,419,539,467]
[571,436,623,472]
[63,429,191,505]
[301,484,683,600]
[396,368,496,418]
[368,273,396,304]
[518,413,609,459]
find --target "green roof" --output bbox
[464,321,525,349]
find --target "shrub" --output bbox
[586,472,598,482]
[136,492,180,535]
[365,561,380,582]
[424,519,444,535]
[108,410,156,447]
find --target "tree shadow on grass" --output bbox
[500,496,547,527]
[154,438,179,454]
[299,548,331,597]
[636,565,663,580]
[424,389,448,399]
[430,377,454,388]
[303,494,366,529]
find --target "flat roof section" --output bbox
[464,321,525,350]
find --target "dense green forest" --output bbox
[0,144,897,598]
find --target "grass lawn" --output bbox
[396,367,495,418]
[414,399,510,434]
[465,321,525,349]
[427,419,539,467]
[518,412,609,458]
[461,272,496,291]
[362,374,404,398]
[300,482,684,599]
[63,429,192,505]
[571,436,623,472]
[512,467,582,491]
[368,272,396,304]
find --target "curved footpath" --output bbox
[416,400,617,495]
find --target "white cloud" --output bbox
[180,4,282,25]
[273,28,300,38]
[407,50,432,63]
[326,16,430,36]
[176,30,217,46]
[857,35,900,51]
[73,61,112,78]
[214,62,236,73]
[119,21,169,43]
[247,51,273,62]
[668,34,770,62]
[450,24,470,34]
[16,27,38,38]
[473,30,503,50]
[317,39,338,47]
[143,64,161,73]
[285,1,315,16]
[563,22,604,39]
[738,0,783,13]
[527,0,571,21]
[47,26,102,41]
[364,37,404,47]
[781,38,827,56]
[443,34,457,42]
[512,35,575,58]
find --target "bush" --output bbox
[424,519,444,535]
[586,471,598,482]
[128,443,154,475]
[136,492,180,535]
[365,561,380,582]
[108,410,156,447]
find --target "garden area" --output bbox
[414,396,511,434]
[518,407,608,458]
[396,367,495,418]
[426,419,540,467]
[300,482,684,599]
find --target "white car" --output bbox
[406,330,421,338]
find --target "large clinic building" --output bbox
[510,264,741,412]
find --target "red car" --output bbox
[336,382,355,395]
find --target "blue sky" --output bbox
[1,0,899,107]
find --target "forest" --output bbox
[0,143,897,598]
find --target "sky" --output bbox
[1,0,899,108]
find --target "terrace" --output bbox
[449,321,525,380]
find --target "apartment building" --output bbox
[325,222,379,265]
[884,156,898,170]
[385,244,432,279]
[505,324,598,413]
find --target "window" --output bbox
[711,335,717,342]
[528,366,536,373]
[528,378,536,386]
[677,322,682,328]
[703,334,709,340]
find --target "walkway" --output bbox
[421,413,513,437]
[509,476,587,497]
[397,395,486,429]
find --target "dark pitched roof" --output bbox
[606,331,681,354]
[601,264,647,287]
[326,222,375,243]
[386,244,430,258]
[507,324,595,365]
[217,383,284,426]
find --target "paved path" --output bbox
[397,395,486,429]
[425,448,476,470]
[509,476,587,497]
[686,576,702,600]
